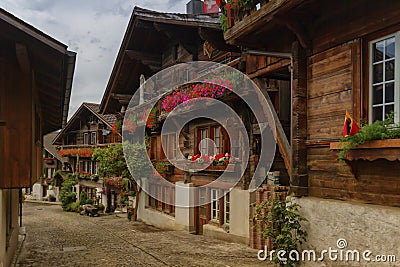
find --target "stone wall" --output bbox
[296,197,400,266]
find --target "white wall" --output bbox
[230,188,250,240]
[137,187,182,231]
[296,197,400,266]
[0,189,19,267]
[203,188,250,245]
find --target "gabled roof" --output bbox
[53,102,118,145]
[99,6,235,114]
[44,132,66,162]
[0,8,76,133]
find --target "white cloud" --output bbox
[1,0,191,118]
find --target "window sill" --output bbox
[330,139,400,161]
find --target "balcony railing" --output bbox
[220,0,272,31]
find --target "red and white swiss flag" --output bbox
[203,0,219,14]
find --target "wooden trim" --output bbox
[247,59,290,79]
[351,39,362,123]
[330,139,400,150]
[254,78,291,177]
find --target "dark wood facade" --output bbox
[224,0,400,206]
[0,8,76,188]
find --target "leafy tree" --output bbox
[92,142,151,221]
[59,173,78,211]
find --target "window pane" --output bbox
[385,60,395,81]
[385,82,394,103]
[373,41,384,62]
[373,106,383,122]
[373,63,383,83]
[385,105,394,118]
[373,85,383,105]
[385,37,395,59]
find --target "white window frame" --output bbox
[211,189,219,221]
[162,133,177,159]
[369,33,400,124]
[92,161,98,174]
[224,191,230,224]
[200,128,209,156]
[83,132,89,145]
[91,132,97,145]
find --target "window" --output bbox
[197,125,230,156]
[370,34,399,123]
[162,133,177,159]
[199,188,207,217]
[224,191,230,224]
[91,132,97,145]
[211,189,219,221]
[92,162,98,174]
[199,128,209,155]
[87,161,92,174]
[214,127,222,154]
[83,132,89,145]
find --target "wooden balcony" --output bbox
[223,0,304,50]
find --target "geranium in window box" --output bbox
[187,153,237,172]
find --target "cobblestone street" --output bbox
[16,202,266,266]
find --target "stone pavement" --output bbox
[15,202,269,266]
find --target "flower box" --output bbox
[330,139,400,161]
[187,163,236,172]
[330,139,400,179]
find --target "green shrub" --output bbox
[69,202,80,212]
[79,191,88,206]
[253,196,307,267]
[59,174,78,211]
[85,199,93,205]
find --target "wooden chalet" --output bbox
[53,102,121,208]
[100,6,274,243]
[222,0,400,253]
[0,8,76,266]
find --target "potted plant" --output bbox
[48,195,56,202]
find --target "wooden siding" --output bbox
[0,56,40,188]
[307,43,354,141]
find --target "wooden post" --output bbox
[290,41,308,196]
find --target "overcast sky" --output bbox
[2,0,188,118]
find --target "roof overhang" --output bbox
[0,8,76,134]
[99,7,235,115]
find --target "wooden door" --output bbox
[195,187,208,234]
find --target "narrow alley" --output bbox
[15,203,266,266]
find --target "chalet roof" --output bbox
[83,102,117,126]
[43,132,66,163]
[0,8,76,133]
[53,102,118,145]
[99,6,235,115]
